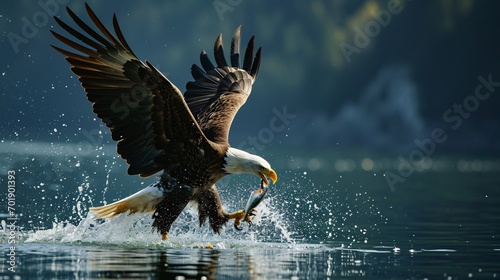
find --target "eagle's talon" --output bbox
[161,233,169,240]
[228,209,247,230]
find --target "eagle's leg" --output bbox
[152,184,192,240]
[194,185,255,233]
[194,184,229,234]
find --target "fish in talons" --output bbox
[234,179,269,230]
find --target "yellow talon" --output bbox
[227,210,245,230]
[162,233,169,240]
[228,209,256,230]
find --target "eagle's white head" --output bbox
[223,147,278,185]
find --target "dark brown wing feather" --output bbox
[51,4,220,179]
[184,25,262,144]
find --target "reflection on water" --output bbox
[2,242,499,279]
[1,243,327,279]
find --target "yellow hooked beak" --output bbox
[259,168,278,185]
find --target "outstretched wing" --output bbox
[184,26,262,144]
[51,4,217,178]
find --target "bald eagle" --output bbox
[51,4,277,240]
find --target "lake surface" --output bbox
[1,144,499,279]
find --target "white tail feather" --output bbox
[90,185,164,219]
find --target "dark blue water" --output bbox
[2,242,497,279]
[1,143,500,279]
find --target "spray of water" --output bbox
[20,175,384,252]
[22,181,298,249]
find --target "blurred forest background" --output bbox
[1,0,500,156]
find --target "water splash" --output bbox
[0,167,386,251]
[23,184,298,249]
